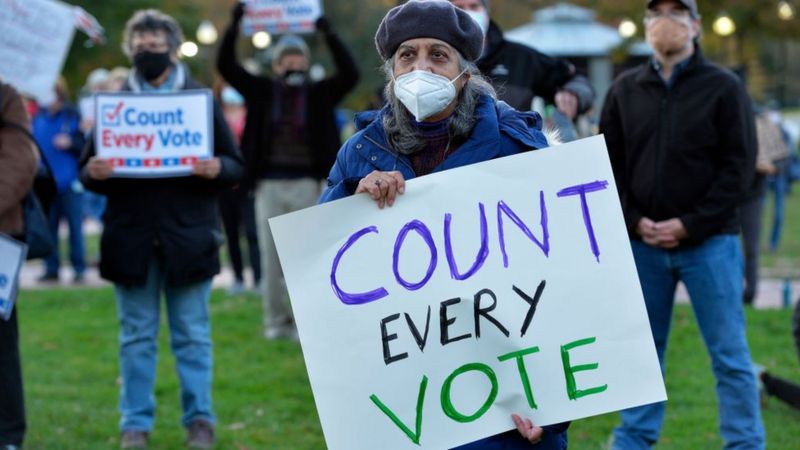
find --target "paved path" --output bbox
[18,260,800,310]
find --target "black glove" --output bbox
[232,2,246,23]
[315,16,332,34]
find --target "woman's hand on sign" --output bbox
[192,157,222,179]
[355,170,405,209]
[87,157,113,180]
[512,414,545,445]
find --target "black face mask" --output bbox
[282,70,307,87]
[133,51,171,81]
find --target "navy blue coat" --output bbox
[320,95,548,202]
[319,94,568,449]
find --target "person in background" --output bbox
[218,2,359,340]
[448,0,595,141]
[763,106,793,252]
[79,9,243,449]
[213,80,261,296]
[33,76,86,284]
[600,0,764,449]
[0,80,39,450]
[107,67,131,93]
[78,68,112,227]
[320,1,566,448]
[741,107,790,305]
[78,68,110,134]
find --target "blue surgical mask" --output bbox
[221,86,244,106]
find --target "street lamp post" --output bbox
[196,20,218,46]
[618,19,637,39]
[778,1,795,106]
[195,20,219,86]
[712,12,736,66]
[778,1,795,21]
[252,31,272,50]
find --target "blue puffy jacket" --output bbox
[320,94,549,203]
[319,94,568,449]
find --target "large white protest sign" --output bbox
[269,135,667,449]
[0,0,76,103]
[0,235,26,321]
[94,91,213,178]
[242,0,322,35]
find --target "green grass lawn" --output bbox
[15,288,800,449]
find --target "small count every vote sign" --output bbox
[94,90,213,178]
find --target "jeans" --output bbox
[45,189,86,276]
[82,190,107,222]
[0,308,25,447]
[114,254,214,431]
[613,235,765,450]
[767,159,789,251]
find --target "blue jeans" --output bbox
[613,235,764,450]
[114,255,215,431]
[767,161,789,251]
[45,189,85,275]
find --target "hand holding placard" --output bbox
[86,157,113,180]
[192,158,222,179]
[269,136,667,449]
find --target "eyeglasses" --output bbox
[644,10,691,23]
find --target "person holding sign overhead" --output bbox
[217,2,359,341]
[0,80,39,450]
[600,1,764,449]
[79,9,243,450]
[319,1,565,448]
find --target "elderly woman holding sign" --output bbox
[79,9,243,450]
[319,1,565,448]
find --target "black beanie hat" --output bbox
[375,0,484,62]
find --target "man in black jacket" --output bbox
[217,3,359,341]
[600,1,764,449]
[80,9,243,450]
[449,0,594,140]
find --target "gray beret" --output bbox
[375,0,484,62]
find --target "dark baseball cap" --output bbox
[646,0,699,18]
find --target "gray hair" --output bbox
[381,53,496,155]
[122,9,184,58]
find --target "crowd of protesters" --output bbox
[2,0,800,449]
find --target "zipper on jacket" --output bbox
[363,134,415,174]
[654,92,669,218]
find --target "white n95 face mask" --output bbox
[393,70,466,122]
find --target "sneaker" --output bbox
[120,430,149,449]
[37,272,59,283]
[186,419,215,449]
[264,326,299,342]
[2,445,21,450]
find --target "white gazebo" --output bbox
[505,3,650,113]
